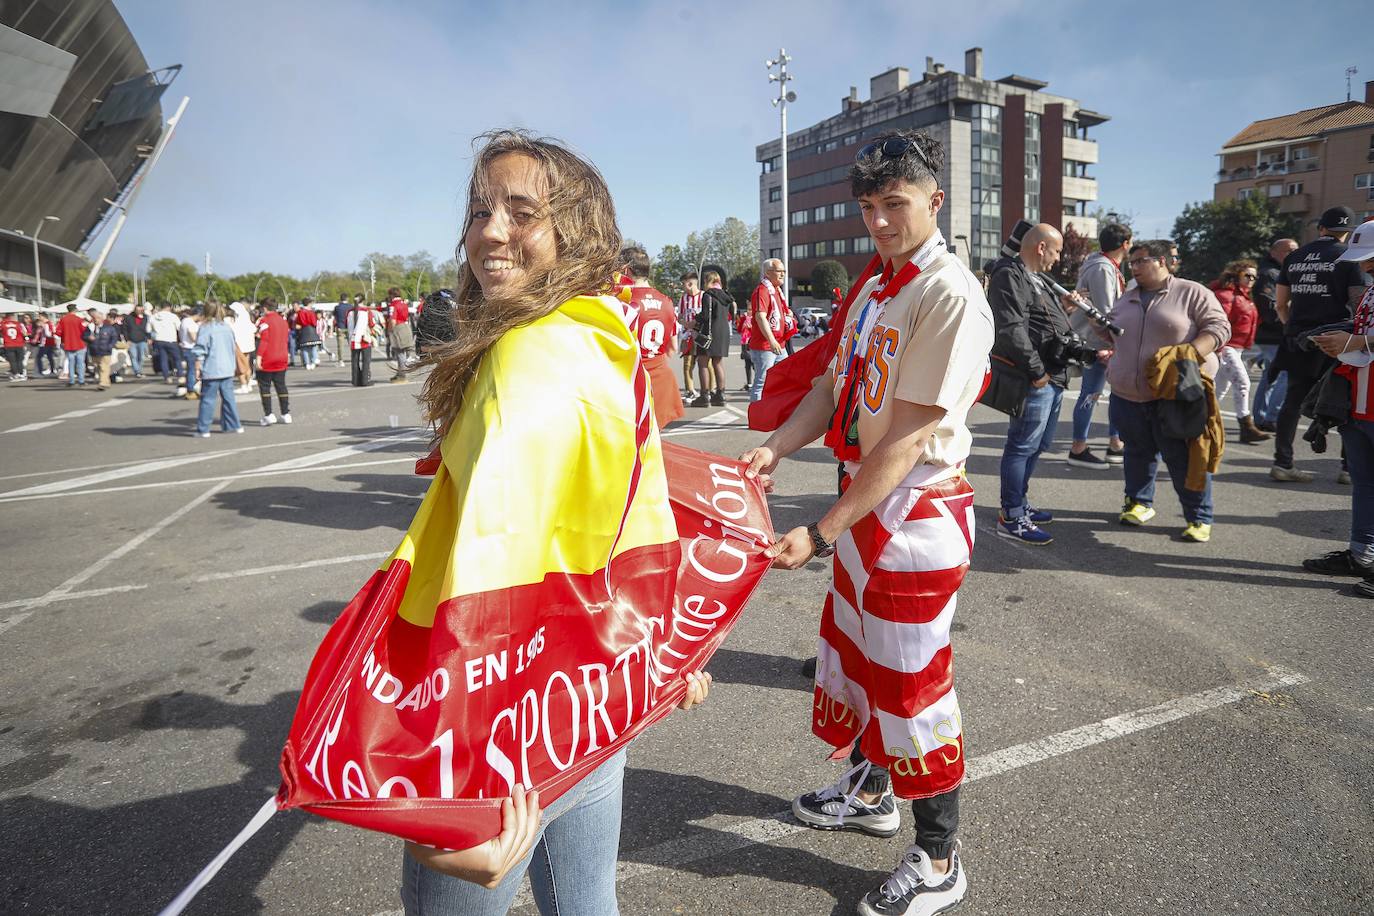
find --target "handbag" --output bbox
[978,354,1030,417]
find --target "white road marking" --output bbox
[481,664,1302,908]
[254,430,423,473]
[2,420,62,433]
[10,481,231,615]
[193,552,390,582]
[52,408,102,419]
[0,613,33,637]
[0,454,225,497]
[0,583,148,611]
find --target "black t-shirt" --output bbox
[1277,237,1371,336]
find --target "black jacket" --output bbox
[1253,254,1283,346]
[987,255,1072,387]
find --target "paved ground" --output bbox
[0,347,1369,916]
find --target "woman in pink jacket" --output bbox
[1210,260,1269,444]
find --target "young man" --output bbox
[621,246,685,428]
[333,294,352,366]
[748,259,788,401]
[385,287,415,382]
[677,272,702,402]
[56,302,89,387]
[255,298,292,424]
[741,129,993,916]
[121,303,150,378]
[149,302,180,383]
[348,296,376,387]
[177,306,200,398]
[1,312,28,380]
[1068,223,1130,467]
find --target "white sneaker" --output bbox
[233,427,245,434]
[281,413,292,424]
[192,431,210,438]
[175,386,187,397]
[791,762,901,838]
[261,414,278,426]
[858,842,967,916]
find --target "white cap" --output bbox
[1338,219,1374,261]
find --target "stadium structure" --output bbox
[0,1,178,303]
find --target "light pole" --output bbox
[33,216,59,308]
[137,253,150,306]
[955,234,969,265]
[767,50,795,298]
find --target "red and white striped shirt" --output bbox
[1342,287,1374,421]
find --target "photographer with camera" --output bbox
[989,223,1103,544]
[1107,240,1231,542]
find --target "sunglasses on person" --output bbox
[857,137,934,172]
[1242,272,1257,280]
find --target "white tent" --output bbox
[52,296,124,315]
[0,297,37,315]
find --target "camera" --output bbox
[1042,332,1100,373]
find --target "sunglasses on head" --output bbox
[857,137,933,172]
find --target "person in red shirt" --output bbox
[1210,260,1268,444]
[254,297,292,425]
[32,315,57,376]
[295,298,322,370]
[347,299,375,386]
[56,303,90,387]
[748,259,788,401]
[620,246,684,429]
[2,313,28,380]
[385,287,416,382]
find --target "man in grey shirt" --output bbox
[1067,223,1131,468]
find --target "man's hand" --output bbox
[1060,292,1082,313]
[739,445,778,483]
[677,670,712,710]
[771,342,784,355]
[405,784,543,888]
[766,526,815,569]
[1031,373,1051,388]
[1095,349,1113,363]
[1312,331,1359,358]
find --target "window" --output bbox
[790,210,808,226]
[853,236,875,254]
[1292,147,1312,160]
[814,241,829,256]
[769,217,782,233]
[1287,182,1303,195]
[768,186,781,202]
[813,206,827,222]
[832,238,849,255]
[790,244,809,260]
[1356,172,1374,189]
[761,155,780,173]
[843,133,859,146]
[1238,188,1255,200]
[823,139,840,153]
[1267,184,1282,198]
[768,248,781,259]
[831,202,848,220]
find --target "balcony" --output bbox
[1062,136,1099,165]
[1289,158,1320,173]
[1062,175,1098,201]
[1277,193,1310,214]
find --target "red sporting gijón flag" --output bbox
[277,295,773,851]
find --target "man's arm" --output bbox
[769,399,946,568]
[1275,285,1291,326]
[742,379,836,482]
[987,267,1046,381]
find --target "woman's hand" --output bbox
[1312,331,1358,358]
[678,670,713,710]
[405,784,543,888]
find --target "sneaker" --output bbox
[792,774,901,838]
[174,386,187,398]
[997,513,1053,545]
[1181,522,1212,543]
[1353,579,1374,599]
[1119,500,1156,526]
[1025,506,1053,525]
[690,394,710,408]
[281,413,292,424]
[1337,470,1352,485]
[857,842,967,916]
[261,414,278,426]
[1269,464,1315,483]
[232,427,245,434]
[192,431,210,438]
[710,389,726,407]
[1302,549,1373,577]
[684,389,697,400]
[1066,447,1109,470]
[1105,446,1125,466]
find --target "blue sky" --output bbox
[105,0,1370,277]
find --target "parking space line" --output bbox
[479,664,1307,908]
[194,552,390,582]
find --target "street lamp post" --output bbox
[138,253,150,306]
[32,216,59,308]
[767,51,795,299]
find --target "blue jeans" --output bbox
[1071,360,1118,444]
[748,348,779,402]
[128,341,148,375]
[196,377,241,434]
[999,382,1064,518]
[181,348,199,392]
[1251,344,1287,425]
[1339,419,1374,564]
[401,750,625,916]
[152,341,178,380]
[1109,396,1213,524]
[64,348,87,385]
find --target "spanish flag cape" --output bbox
[277,294,772,850]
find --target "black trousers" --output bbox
[4,347,23,375]
[1273,345,1334,468]
[256,369,289,415]
[351,348,372,386]
[850,744,960,859]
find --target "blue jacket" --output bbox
[89,322,120,356]
[192,321,239,380]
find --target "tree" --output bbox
[1050,223,1094,288]
[1171,197,1302,285]
[145,258,201,305]
[65,266,134,304]
[809,260,850,301]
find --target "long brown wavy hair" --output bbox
[1214,259,1257,291]
[419,130,623,436]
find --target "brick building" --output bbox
[1214,82,1374,242]
[755,49,1108,297]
